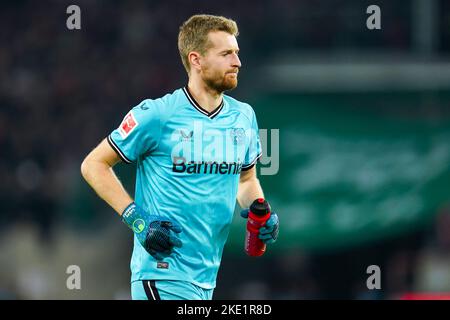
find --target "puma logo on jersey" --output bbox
[179,130,193,142]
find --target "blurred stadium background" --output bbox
[1,0,450,299]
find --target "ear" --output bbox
[188,51,202,72]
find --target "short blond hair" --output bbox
[178,14,239,73]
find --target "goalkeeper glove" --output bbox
[240,206,279,244]
[122,202,183,260]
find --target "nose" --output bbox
[232,53,241,68]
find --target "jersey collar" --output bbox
[182,86,224,119]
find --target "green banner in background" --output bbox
[226,91,450,253]
[69,91,450,254]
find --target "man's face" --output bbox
[199,31,241,93]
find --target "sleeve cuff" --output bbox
[107,135,133,164]
[242,152,262,171]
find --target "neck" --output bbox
[187,79,223,113]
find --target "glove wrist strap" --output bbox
[121,202,140,229]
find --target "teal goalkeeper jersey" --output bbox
[108,87,262,289]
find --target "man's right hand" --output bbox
[121,202,183,260]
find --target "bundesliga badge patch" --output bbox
[119,111,138,138]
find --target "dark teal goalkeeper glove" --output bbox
[240,208,279,244]
[122,202,182,260]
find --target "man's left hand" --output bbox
[240,209,279,244]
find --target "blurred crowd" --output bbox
[0,0,428,234]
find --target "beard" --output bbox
[202,69,238,93]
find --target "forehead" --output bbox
[206,31,239,51]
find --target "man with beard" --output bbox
[81,14,279,300]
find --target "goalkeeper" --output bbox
[81,14,279,300]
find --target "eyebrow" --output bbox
[219,49,240,54]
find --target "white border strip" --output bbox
[242,152,263,169]
[107,135,132,164]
